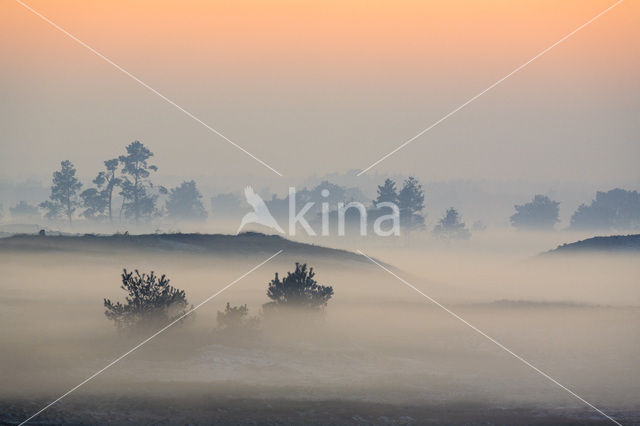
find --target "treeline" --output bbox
[509,190,640,231]
[28,141,207,225]
[1,140,638,234]
[211,177,432,236]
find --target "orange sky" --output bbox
[1,0,638,182]
[3,0,638,80]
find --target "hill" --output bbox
[545,234,640,255]
[0,231,373,265]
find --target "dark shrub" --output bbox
[104,269,191,332]
[263,263,333,311]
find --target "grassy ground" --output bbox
[3,395,636,425]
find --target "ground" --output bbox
[3,396,637,425]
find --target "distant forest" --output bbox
[1,141,639,236]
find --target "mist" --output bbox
[1,230,638,423]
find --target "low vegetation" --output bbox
[263,262,333,311]
[216,303,258,332]
[105,263,334,335]
[104,269,192,332]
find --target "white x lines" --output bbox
[356,0,625,176]
[19,250,283,426]
[11,0,629,424]
[357,249,622,425]
[14,0,284,177]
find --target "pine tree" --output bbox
[263,263,333,311]
[40,160,82,224]
[119,141,159,222]
[432,207,471,240]
[104,269,191,331]
[398,176,425,231]
[374,178,398,207]
[81,158,121,222]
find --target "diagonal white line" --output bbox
[19,250,283,426]
[14,0,284,177]
[357,249,622,426]
[356,0,625,176]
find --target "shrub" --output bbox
[216,302,259,331]
[263,263,333,311]
[104,269,191,331]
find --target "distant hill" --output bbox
[0,231,374,266]
[544,234,640,255]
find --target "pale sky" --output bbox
[1,0,639,185]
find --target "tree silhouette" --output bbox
[398,176,425,231]
[264,263,333,311]
[81,158,121,222]
[510,195,559,231]
[104,269,191,331]
[166,180,208,221]
[119,141,160,222]
[80,188,107,221]
[432,207,471,240]
[374,178,398,207]
[40,160,82,224]
[570,188,640,231]
[9,201,40,221]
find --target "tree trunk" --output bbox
[67,187,72,225]
[134,160,140,223]
[107,179,113,223]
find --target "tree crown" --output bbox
[104,269,190,331]
[264,263,333,310]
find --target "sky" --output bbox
[1,0,639,186]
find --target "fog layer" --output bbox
[1,233,638,417]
